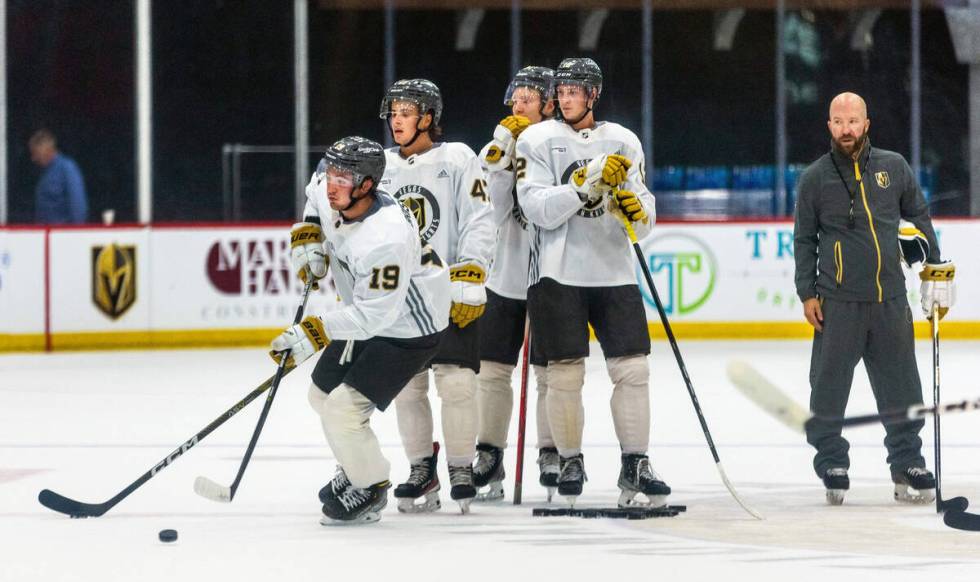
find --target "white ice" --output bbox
[2,339,979,582]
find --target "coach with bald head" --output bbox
[793,92,956,505]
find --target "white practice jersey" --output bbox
[479,141,532,301]
[515,119,656,287]
[302,179,450,341]
[380,142,495,270]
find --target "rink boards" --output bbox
[1,220,977,351]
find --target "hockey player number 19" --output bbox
[369,265,401,290]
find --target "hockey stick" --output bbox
[194,278,315,502]
[727,358,980,531]
[727,360,980,432]
[37,367,295,518]
[512,318,531,505]
[617,210,763,520]
[931,305,979,530]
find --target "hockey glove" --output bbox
[449,263,487,329]
[920,261,956,320]
[270,316,330,367]
[571,154,632,204]
[485,115,531,171]
[612,190,647,223]
[898,220,930,268]
[290,222,329,290]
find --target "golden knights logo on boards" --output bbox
[92,244,136,319]
[875,171,890,189]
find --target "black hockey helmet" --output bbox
[504,66,555,106]
[554,57,602,102]
[321,136,386,189]
[379,79,444,126]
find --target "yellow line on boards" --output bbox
[4,321,980,353]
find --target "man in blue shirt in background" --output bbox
[29,129,88,224]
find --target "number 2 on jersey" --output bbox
[515,157,527,181]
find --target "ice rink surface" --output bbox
[2,339,979,582]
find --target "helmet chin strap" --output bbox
[564,104,593,126]
[390,115,430,152]
[341,179,370,212]
[559,90,596,126]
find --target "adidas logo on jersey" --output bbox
[437,169,450,178]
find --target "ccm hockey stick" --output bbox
[512,319,531,505]
[38,367,295,518]
[195,278,315,502]
[617,208,763,520]
[726,359,980,532]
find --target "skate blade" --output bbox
[474,483,505,503]
[826,489,846,506]
[319,510,382,526]
[563,495,578,508]
[456,498,473,514]
[545,487,556,503]
[894,484,936,504]
[396,492,441,514]
[617,490,668,509]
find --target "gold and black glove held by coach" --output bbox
[449,263,487,328]
[571,154,631,203]
[898,220,930,267]
[269,316,330,367]
[920,261,956,320]
[290,222,329,289]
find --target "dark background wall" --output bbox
[5,1,970,223]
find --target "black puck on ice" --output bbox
[158,529,178,543]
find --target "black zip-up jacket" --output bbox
[794,139,940,303]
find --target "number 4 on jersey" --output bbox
[470,179,488,202]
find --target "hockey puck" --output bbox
[158,529,178,543]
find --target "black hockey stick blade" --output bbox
[38,489,110,519]
[944,509,980,532]
[38,367,291,518]
[940,496,970,513]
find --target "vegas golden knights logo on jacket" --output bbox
[875,171,890,189]
[92,244,137,319]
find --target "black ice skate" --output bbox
[448,464,476,514]
[318,465,351,504]
[892,467,936,504]
[617,454,671,508]
[557,454,587,507]
[394,442,441,513]
[822,467,849,506]
[537,447,559,502]
[320,480,390,526]
[473,443,505,502]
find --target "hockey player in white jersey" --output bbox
[270,136,450,525]
[474,66,558,502]
[379,79,496,514]
[515,58,670,508]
